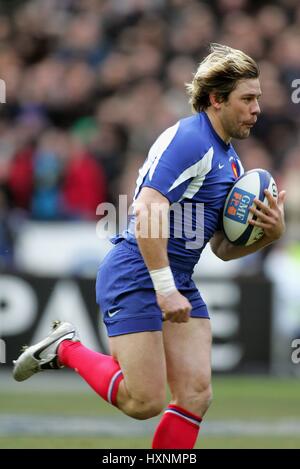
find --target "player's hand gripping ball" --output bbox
[223,169,278,246]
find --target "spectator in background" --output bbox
[30,129,64,220]
[7,107,49,212]
[0,0,299,241]
[62,134,107,220]
[89,122,129,205]
[0,184,15,269]
[281,145,300,240]
[9,146,34,212]
[7,120,108,221]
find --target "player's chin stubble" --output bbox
[231,125,251,140]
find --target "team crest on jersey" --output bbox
[224,188,255,224]
[231,161,239,179]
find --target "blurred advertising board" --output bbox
[0,273,272,373]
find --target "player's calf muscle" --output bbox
[171,383,213,416]
[169,370,213,416]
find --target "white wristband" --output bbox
[149,266,176,296]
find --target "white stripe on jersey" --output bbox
[179,146,214,200]
[167,146,214,200]
[133,121,180,200]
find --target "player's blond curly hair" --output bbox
[186,43,259,112]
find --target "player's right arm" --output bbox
[134,187,192,323]
[133,119,207,322]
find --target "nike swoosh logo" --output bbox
[32,333,75,361]
[32,338,61,361]
[108,309,121,318]
[218,163,225,169]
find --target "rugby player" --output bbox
[13,44,286,449]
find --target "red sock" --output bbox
[152,404,202,449]
[58,340,123,406]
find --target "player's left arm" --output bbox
[210,189,286,261]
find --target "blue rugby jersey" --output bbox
[123,112,243,272]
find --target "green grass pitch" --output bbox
[1,375,300,449]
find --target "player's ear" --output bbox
[209,93,222,110]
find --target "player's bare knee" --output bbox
[142,397,165,419]
[129,395,165,420]
[125,386,166,420]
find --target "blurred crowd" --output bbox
[1,0,300,268]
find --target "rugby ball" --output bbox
[223,169,278,246]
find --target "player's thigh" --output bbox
[162,318,212,401]
[109,331,167,402]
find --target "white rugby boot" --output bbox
[12,320,80,382]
